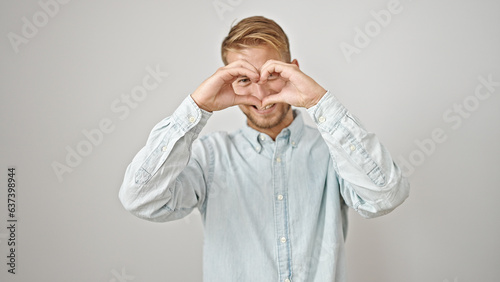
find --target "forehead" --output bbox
[226,45,282,69]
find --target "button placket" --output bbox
[273,136,292,281]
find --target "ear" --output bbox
[291,59,299,67]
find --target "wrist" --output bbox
[305,88,327,109]
[190,93,212,112]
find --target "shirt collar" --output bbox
[241,109,304,153]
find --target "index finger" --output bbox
[226,59,260,75]
[259,60,296,84]
[218,66,260,84]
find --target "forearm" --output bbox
[119,95,212,221]
[307,91,410,217]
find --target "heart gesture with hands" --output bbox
[258,59,327,109]
[191,55,326,113]
[190,45,327,139]
[191,60,264,112]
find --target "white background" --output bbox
[1,0,499,281]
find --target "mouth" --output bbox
[252,103,276,113]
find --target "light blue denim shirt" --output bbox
[119,91,410,282]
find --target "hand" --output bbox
[259,60,327,109]
[191,60,263,112]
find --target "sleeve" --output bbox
[307,91,410,218]
[118,95,213,222]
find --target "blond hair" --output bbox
[221,16,291,65]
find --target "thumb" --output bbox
[233,94,262,108]
[262,93,286,107]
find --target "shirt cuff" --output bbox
[172,95,212,136]
[306,90,347,131]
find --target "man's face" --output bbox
[226,45,294,134]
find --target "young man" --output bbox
[119,16,409,282]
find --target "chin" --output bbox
[243,103,292,130]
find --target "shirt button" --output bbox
[161,146,167,152]
[259,134,266,141]
[318,116,326,123]
[277,194,283,201]
[276,157,281,163]
[291,141,296,146]
[284,279,291,282]
[255,145,261,151]
[280,237,287,243]
[188,116,196,123]
[350,144,356,151]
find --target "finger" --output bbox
[233,94,262,107]
[259,61,295,84]
[259,60,281,82]
[218,67,260,84]
[262,93,286,107]
[226,59,260,75]
[259,59,285,72]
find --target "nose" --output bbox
[252,82,269,100]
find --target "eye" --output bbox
[237,77,251,85]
